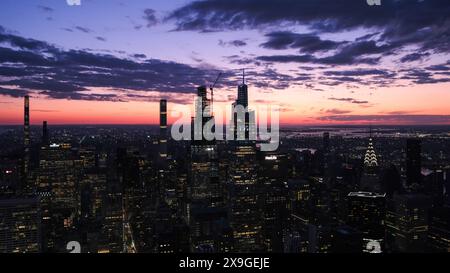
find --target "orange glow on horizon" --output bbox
[1,82,450,126]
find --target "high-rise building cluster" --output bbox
[0,79,449,253]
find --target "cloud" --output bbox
[125,92,195,105]
[168,0,450,63]
[400,52,431,63]
[0,87,28,98]
[167,0,449,38]
[260,32,345,53]
[318,114,450,124]
[168,0,392,31]
[218,39,247,47]
[225,55,262,66]
[132,53,147,59]
[351,100,369,104]
[257,37,400,66]
[96,36,107,42]
[384,110,417,115]
[0,29,294,101]
[325,108,352,115]
[400,69,450,84]
[75,26,92,33]
[328,97,369,104]
[426,63,450,71]
[257,52,380,66]
[323,69,390,77]
[244,48,444,87]
[143,9,158,28]
[126,15,144,30]
[37,5,54,13]
[317,68,397,86]
[0,29,56,53]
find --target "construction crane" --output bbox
[209,72,222,115]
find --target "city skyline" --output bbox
[0,0,449,125]
[1,91,448,253]
[1,0,450,260]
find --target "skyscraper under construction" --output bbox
[187,86,230,252]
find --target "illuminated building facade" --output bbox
[159,99,168,163]
[347,192,386,250]
[187,86,230,252]
[386,194,431,252]
[0,197,41,253]
[36,143,83,251]
[259,152,289,252]
[229,143,263,252]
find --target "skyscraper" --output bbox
[427,206,450,252]
[259,152,289,252]
[42,121,49,147]
[23,96,30,184]
[381,164,402,196]
[229,143,262,252]
[159,99,168,161]
[187,86,229,252]
[406,138,422,187]
[0,196,42,253]
[364,137,378,168]
[36,143,81,251]
[228,78,263,252]
[347,192,386,246]
[237,72,248,108]
[361,132,380,192]
[192,86,214,143]
[323,132,330,153]
[386,194,431,252]
[232,71,253,141]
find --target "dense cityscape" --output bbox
[1,79,449,253]
[0,1,449,261]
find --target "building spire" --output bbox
[364,126,378,168]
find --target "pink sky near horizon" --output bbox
[1,81,449,126]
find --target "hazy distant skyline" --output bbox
[0,0,449,125]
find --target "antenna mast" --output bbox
[210,72,222,115]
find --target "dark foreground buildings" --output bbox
[0,81,449,253]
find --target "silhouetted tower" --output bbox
[237,69,248,108]
[159,99,168,161]
[197,86,210,115]
[406,138,422,187]
[42,121,49,146]
[381,164,402,196]
[23,95,30,179]
[188,85,226,252]
[233,69,251,140]
[323,132,330,153]
[192,86,213,143]
[364,129,378,168]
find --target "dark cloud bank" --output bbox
[0,0,449,106]
[0,27,298,102]
[168,0,450,67]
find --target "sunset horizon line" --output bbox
[1,122,450,127]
